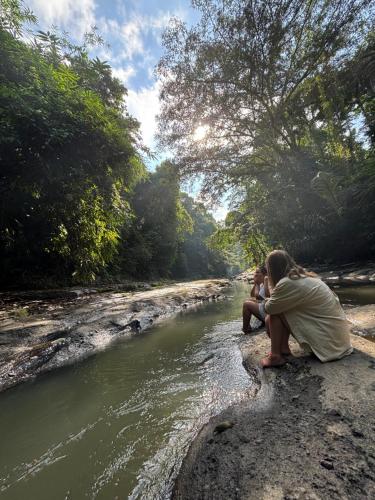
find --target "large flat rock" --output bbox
[0,279,229,393]
[173,331,375,499]
[346,305,375,337]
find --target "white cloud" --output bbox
[126,80,161,149]
[111,66,136,85]
[27,0,96,39]
[106,10,185,62]
[120,18,145,60]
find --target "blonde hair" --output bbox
[266,250,316,287]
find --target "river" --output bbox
[1,283,375,500]
[0,283,253,500]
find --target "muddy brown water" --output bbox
[0,284,374,500]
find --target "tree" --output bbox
[158,0,375,264]
[116,162,189,278]
[0,2,145,285]
[173,193,236,278]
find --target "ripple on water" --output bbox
[0,284,254,500]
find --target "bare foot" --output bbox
[261,354,286,368]
[268,350,293,357]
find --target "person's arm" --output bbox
[264,279,306,315]
[263,276,270,298]
[250,284,258,298]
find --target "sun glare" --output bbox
[193,125,209,141]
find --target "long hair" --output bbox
[250,265,267,298]
[266,250,316,287]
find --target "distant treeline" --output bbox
[0,1,242,288]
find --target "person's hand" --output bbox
[264,276,269,286]
[253,271,262,285]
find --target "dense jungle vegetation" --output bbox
[158,0,375,266]
[1,0,374,288]
[0,0,240,287]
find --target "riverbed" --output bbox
[0,283,253,500]
[1,283,374,500]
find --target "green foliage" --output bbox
[210,210,270,268]
[0,5,145,285]
[114,177,236,280]
[172,193,238,278]
[0,0,36,37]
[158,0,375,265]
[116,162,183,278]
[0,0,235,288]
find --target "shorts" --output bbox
[258,301,266,321]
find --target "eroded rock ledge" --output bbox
[173,316,375,499]
[0,279,229,393]
[236,261,375,287]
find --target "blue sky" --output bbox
[24,0,228,219]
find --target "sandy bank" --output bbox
[173,309,375,499]
[0,279,229,393]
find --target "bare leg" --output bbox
[265,314,270,338]
[279,314,292,355]
[242,300,263,334]
[261,314,290,367]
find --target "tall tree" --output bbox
[0,1,145,285]
[117,162,190,278]
[158,0,375,263]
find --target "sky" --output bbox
[24,0,228,219]
[25,0,197,153]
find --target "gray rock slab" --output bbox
[173,332,375,499]
[0,279,229,393]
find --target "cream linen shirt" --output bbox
[264,276,353,362]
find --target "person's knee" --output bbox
[269,314,285,332]
[243,300,255,311]
[269,314,284,327]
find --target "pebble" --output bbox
[351,428,364,438]
[320,460,334,470]
[214,421,234,434]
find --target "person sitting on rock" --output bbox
[261,250,353,368]
[242,265,270,334]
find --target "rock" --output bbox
[127,319,141,331]
[173,334,375,499]
[351,428,364,438]
[213,421,234,434]
[0,279,230,393]
[199,353,215,365]
[320,460,334,470]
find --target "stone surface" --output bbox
[346,304,375,337]
[173,332,375,500]
[0,279,229,393]
[235,261,375,288]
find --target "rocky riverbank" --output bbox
[0,279,229,393]
[236,261,375,287]
[173,306,375,499]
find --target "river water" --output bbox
[0,283,253,500]
[1,283,375,500]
